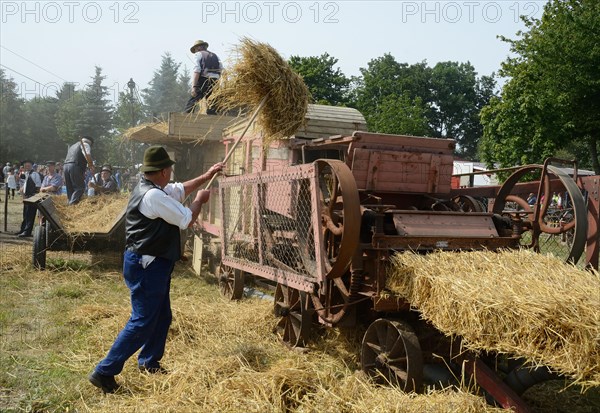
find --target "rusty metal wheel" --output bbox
[361,319,423,392]
[310,275,355,326]
[493,162,587,264]
[452,195,486,212]
[274,284,312,347]
[219,264,245,300]
[315,160,361,279]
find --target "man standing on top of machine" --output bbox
[63,136,94,205]
[184,39,222,114]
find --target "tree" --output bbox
[367,94,431,136]
[142,53,185,118]
[23,96,65,162]
[288,53,351,106]
[429,62,496,160]
[0,69,27,163]
[480,0,600,172]
[354,55,433,135]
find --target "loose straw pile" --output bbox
[75,287,504,413]
[387,250,600,386]
[209,37,310,145]
[53,194,128,233]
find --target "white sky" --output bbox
[1,0,547,104]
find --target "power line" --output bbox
[1,45,68,82]
[0,63,46,86]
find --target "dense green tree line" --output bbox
[480,0,600,172]
[2,1,597,172]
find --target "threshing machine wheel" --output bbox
[219,264,245,300]
[310,275,353,326]
[452,195,486,212]
[32,224,47,270]
[315,159,361,279]
[361,318,424,392]
[273,283,312,347]
[493,163,587,263]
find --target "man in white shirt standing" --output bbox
[184,39,222,114]
[15,160,41,237]
[89,146,223,393]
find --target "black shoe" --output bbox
[17,232,32,238]
[13,231,24,236]
[139,364,168,374]
[88,371,120,393]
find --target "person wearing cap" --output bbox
[89,145,223,393]
[15,160,42,237]
[2,161,11,178]
[63,136,94,205]
[88,165,119,195]
[40,161,64,195]
[184,39,222,114]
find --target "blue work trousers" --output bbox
[95,251,174,376]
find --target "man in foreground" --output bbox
[89,146,223,393]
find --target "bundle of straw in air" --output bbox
[209,37,310,144]
[387,250,600,387]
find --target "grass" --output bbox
[1,200,599,412]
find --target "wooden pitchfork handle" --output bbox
[204,95,268,189]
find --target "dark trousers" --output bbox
[19,201,37,235]
[184,77,218,114]
[63,163,85,205]
[95,251,174,376]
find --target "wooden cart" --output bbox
[26,194,126,269]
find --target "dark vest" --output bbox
[200,50,220,74]
[125,178,181,261]
[64,142,87,167]
[23,172,40,197]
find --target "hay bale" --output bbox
[209,37,310,145]
[53,194,128,233]
[387,250,600,386]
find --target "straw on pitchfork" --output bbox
[204,37,310,188]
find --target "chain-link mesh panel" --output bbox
[220,166,320,281]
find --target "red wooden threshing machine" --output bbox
[213,131,594,412]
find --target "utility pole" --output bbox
[127,78,136,127]
[126,78,137,170]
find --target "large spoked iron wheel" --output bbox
[219,264,245,300]
[361,318,424,392]
[274,283,312,347]
[315,160,361,280]
[493,163,587,264]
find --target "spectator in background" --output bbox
[15,160,41,237]
[88,165,119,195]
[6,170,17,199]
[527,193,537,206]
[40,161,64,195]
[3,162,11,178]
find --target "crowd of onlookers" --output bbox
[1,159,139,237]
[1,160,137,200]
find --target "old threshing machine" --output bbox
[213,127,595,412]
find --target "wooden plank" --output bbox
[353,131,455,155]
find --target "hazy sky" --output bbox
[1,0,547,105]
